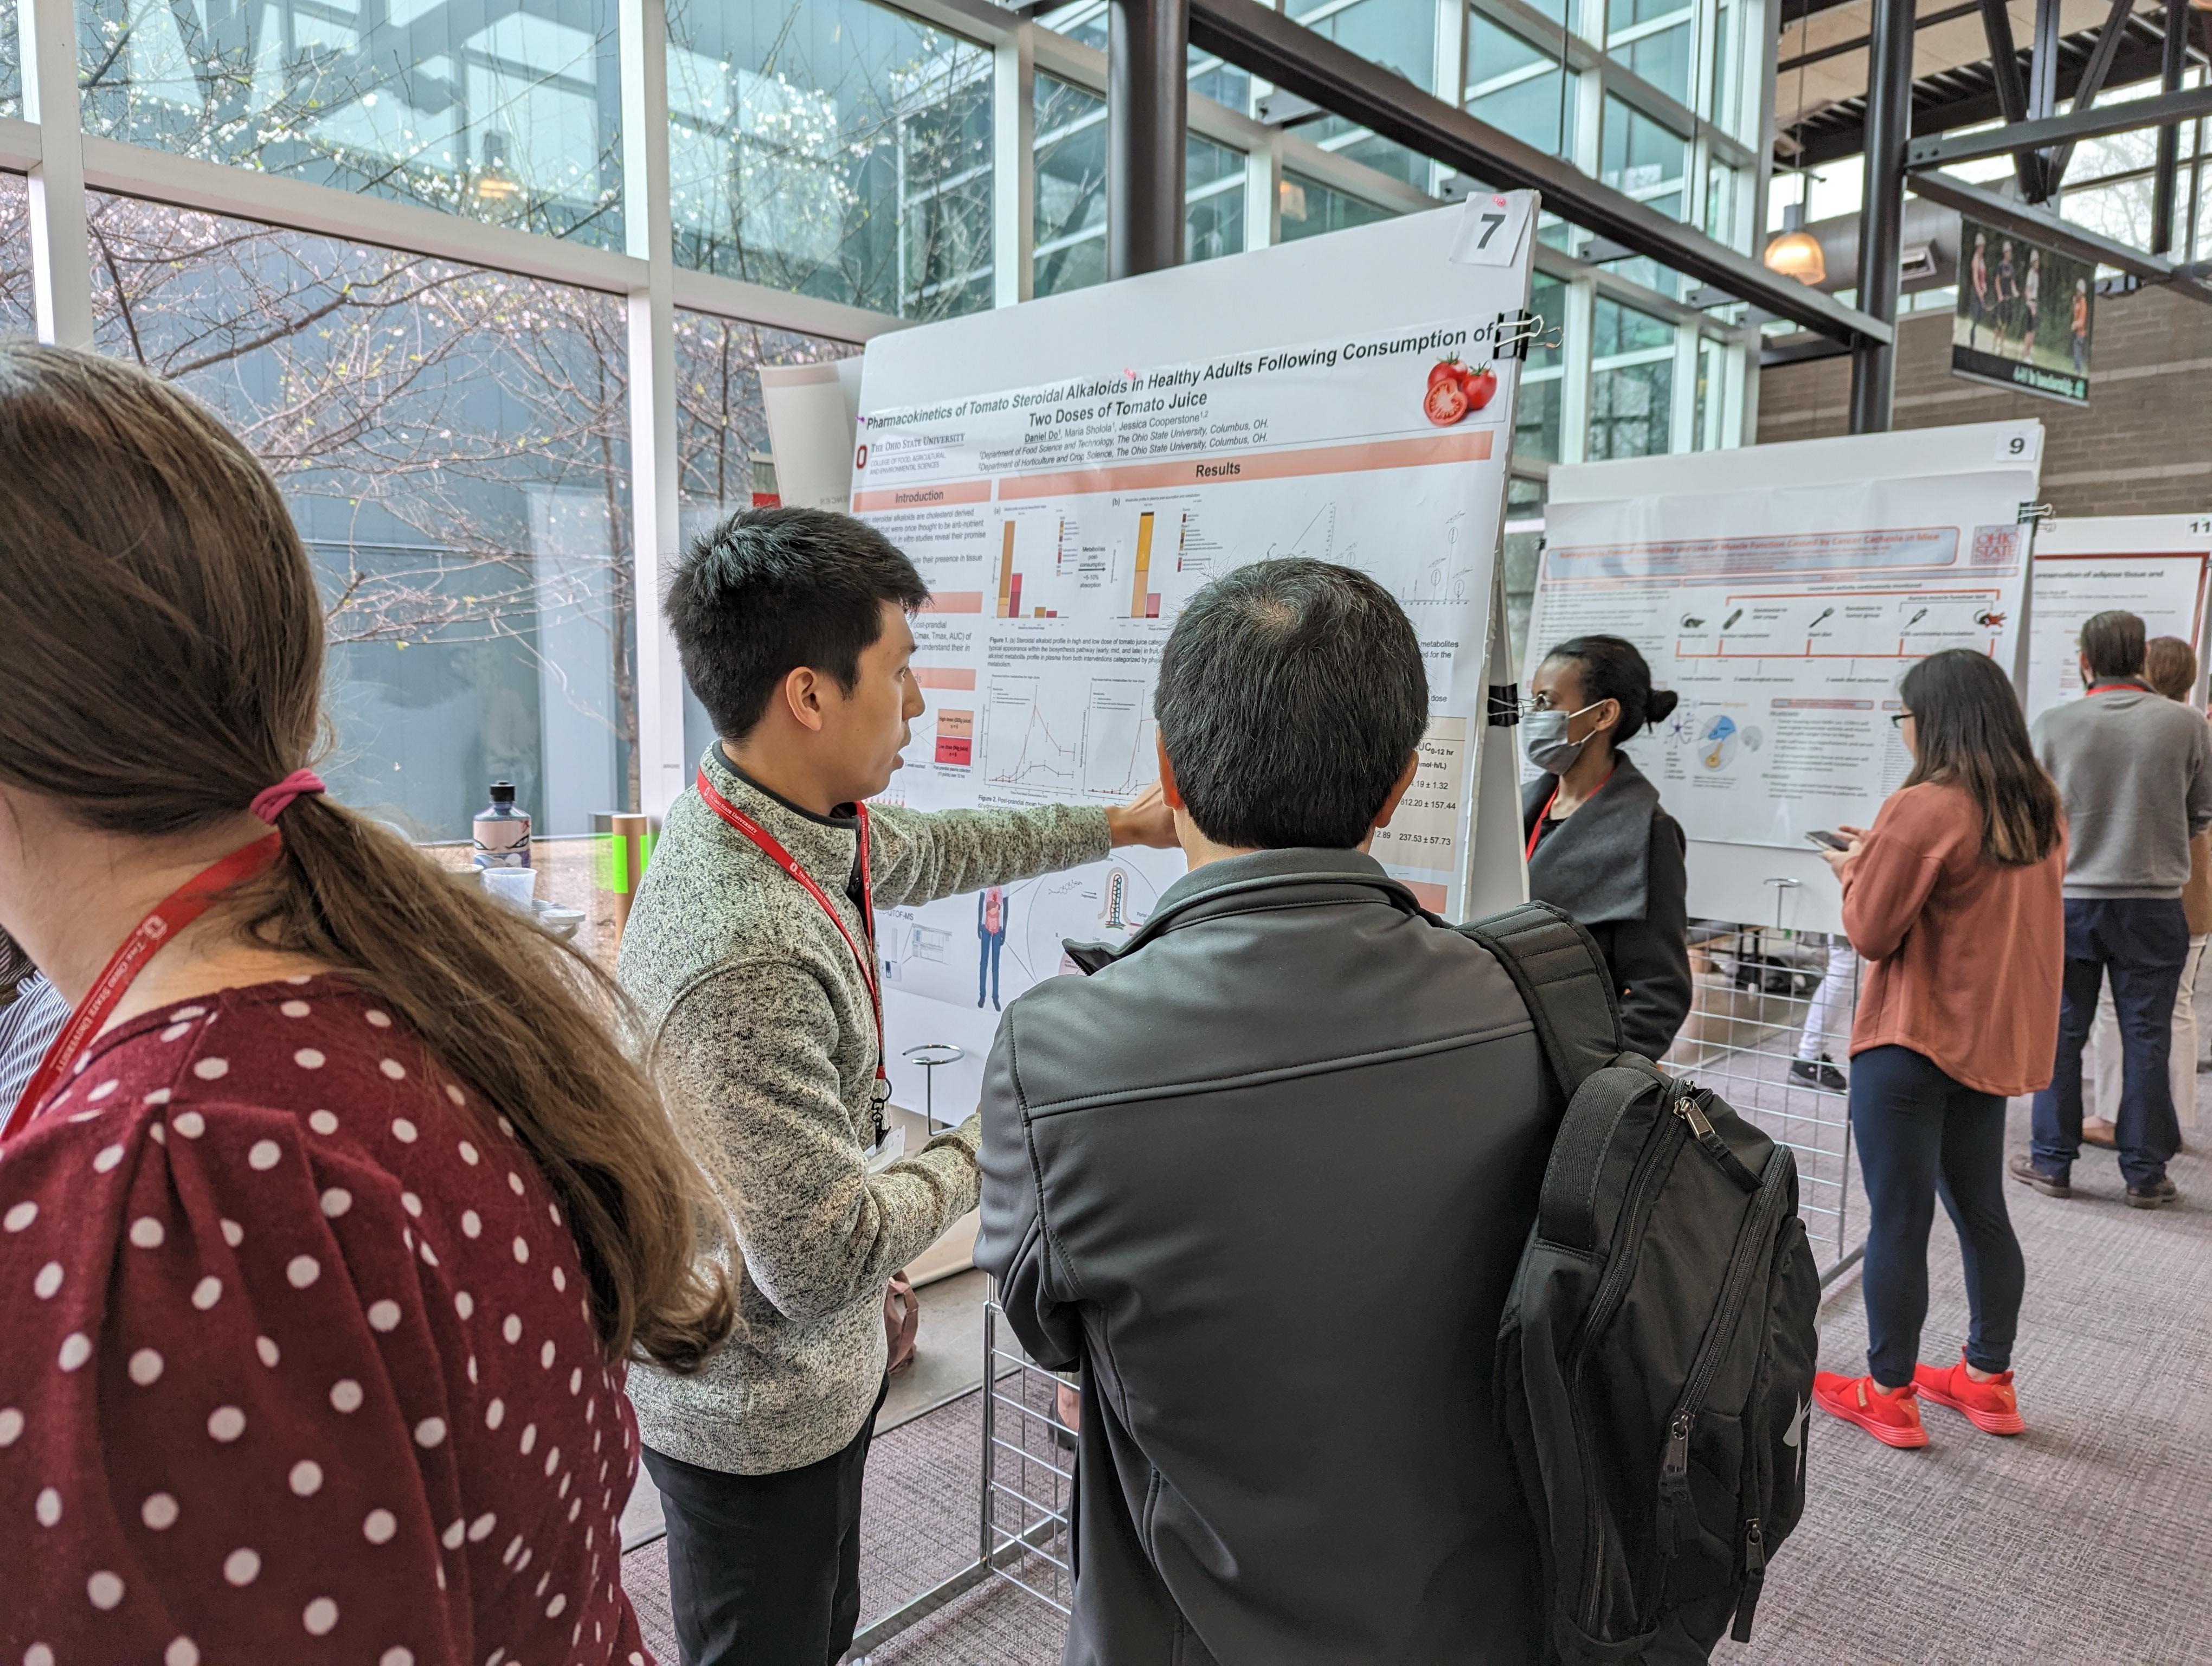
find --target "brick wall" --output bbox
[1754,285,2212,516]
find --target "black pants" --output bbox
[1850,1045,2025,1387]
[641,1377,889,1666]
[2031,895,2188,1188]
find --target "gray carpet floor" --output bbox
[623,1099,2211,1664]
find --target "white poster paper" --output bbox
[849,198,1538,1092]
[1531,424,2043,928]
[761,360,865,512]
[2025,514,2212,720]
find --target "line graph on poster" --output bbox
[1083,680,1159,797]
[983,675,1084,790]
[984,673,1162,797]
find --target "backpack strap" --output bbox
[1457,900,1626,1098]
[1534,1060,1669,1253]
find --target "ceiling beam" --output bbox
[1187,0,1892,344]
[1776,3,1979,75]
[1907,165,2212,300]
[1978,0,2041,193]
[1789,30,2171,165]
[2043,0,2145,191]
[1904,78,2212,166]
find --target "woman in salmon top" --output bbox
[1811,649,2065,1449]
[0,343,733,1662]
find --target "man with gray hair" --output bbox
[978,559,1547,1663]
[2020,609,2212,1208]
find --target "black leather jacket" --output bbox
[975,849,1551,1665]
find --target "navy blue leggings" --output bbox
[1849,1045,2026,1387]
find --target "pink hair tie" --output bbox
[249,768,327,823]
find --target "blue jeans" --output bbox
[1851,1046,2025,1386]
[2031,896,2188,1188]
[978,931,1004,1006]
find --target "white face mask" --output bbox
[1522,701,1603,776]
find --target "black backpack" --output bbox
[1462,902,1822,1665]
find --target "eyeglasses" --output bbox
[1889,711,1914,728]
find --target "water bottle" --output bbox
[472,780,531,869]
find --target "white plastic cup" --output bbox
[482,867,537,913]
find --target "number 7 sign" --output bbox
[1449,192,1535,268]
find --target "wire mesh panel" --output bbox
[982,1303,1077,1617]
[1669,922,1861,1277]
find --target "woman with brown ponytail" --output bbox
[0,343,733,1663]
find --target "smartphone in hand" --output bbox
[1804,830,1850,852]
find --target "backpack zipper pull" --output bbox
[1675,1089,1764,1191]
[1663,1411,1692,1480]
[1731,1518,1769,1644]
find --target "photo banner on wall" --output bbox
[847,195,1540,1097]
[1952,215,2094,406]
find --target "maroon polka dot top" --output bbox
[0,975,654,1666]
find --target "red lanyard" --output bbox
[695,770,891,1117]
[2,832,284,1144]
[1526,785,1561,864]
[1525,766,1615,864]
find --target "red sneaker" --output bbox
[1812,1370,1929,1448]
[1913,1353,2025,1435]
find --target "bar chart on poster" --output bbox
[844,195,1539,1086]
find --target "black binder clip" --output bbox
[1493,310,1546,361]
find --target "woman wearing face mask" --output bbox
[1521,635,1692,1059]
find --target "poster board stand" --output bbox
[837,194,1540,1118]
[1531,421,2047,937]
[2023,512,2212,719]
[1467,556,1532,918]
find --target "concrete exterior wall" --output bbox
[1754,285,2212,516]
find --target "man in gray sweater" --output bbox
[619,508,1174,1665]
[2020,609,2212,1208]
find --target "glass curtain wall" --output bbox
[4,0,1767,842]
[1032,74,1245,297]
[672,311,852,763]
[666,0,995,318]
[1588,294,1674,458]
[1293,0,1439,187]
[1467,13,1576,157]
[1278,171,1395,240]
[1,176,29,332]
[78,0,628,247]
[76,193,638,842]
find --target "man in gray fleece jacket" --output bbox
[619,507,1173,1666]
[2021,609,2212,1207]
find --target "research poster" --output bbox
[2025,514,2212,720]
[846,196,1539,1089]
[1532,423,2044,868]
